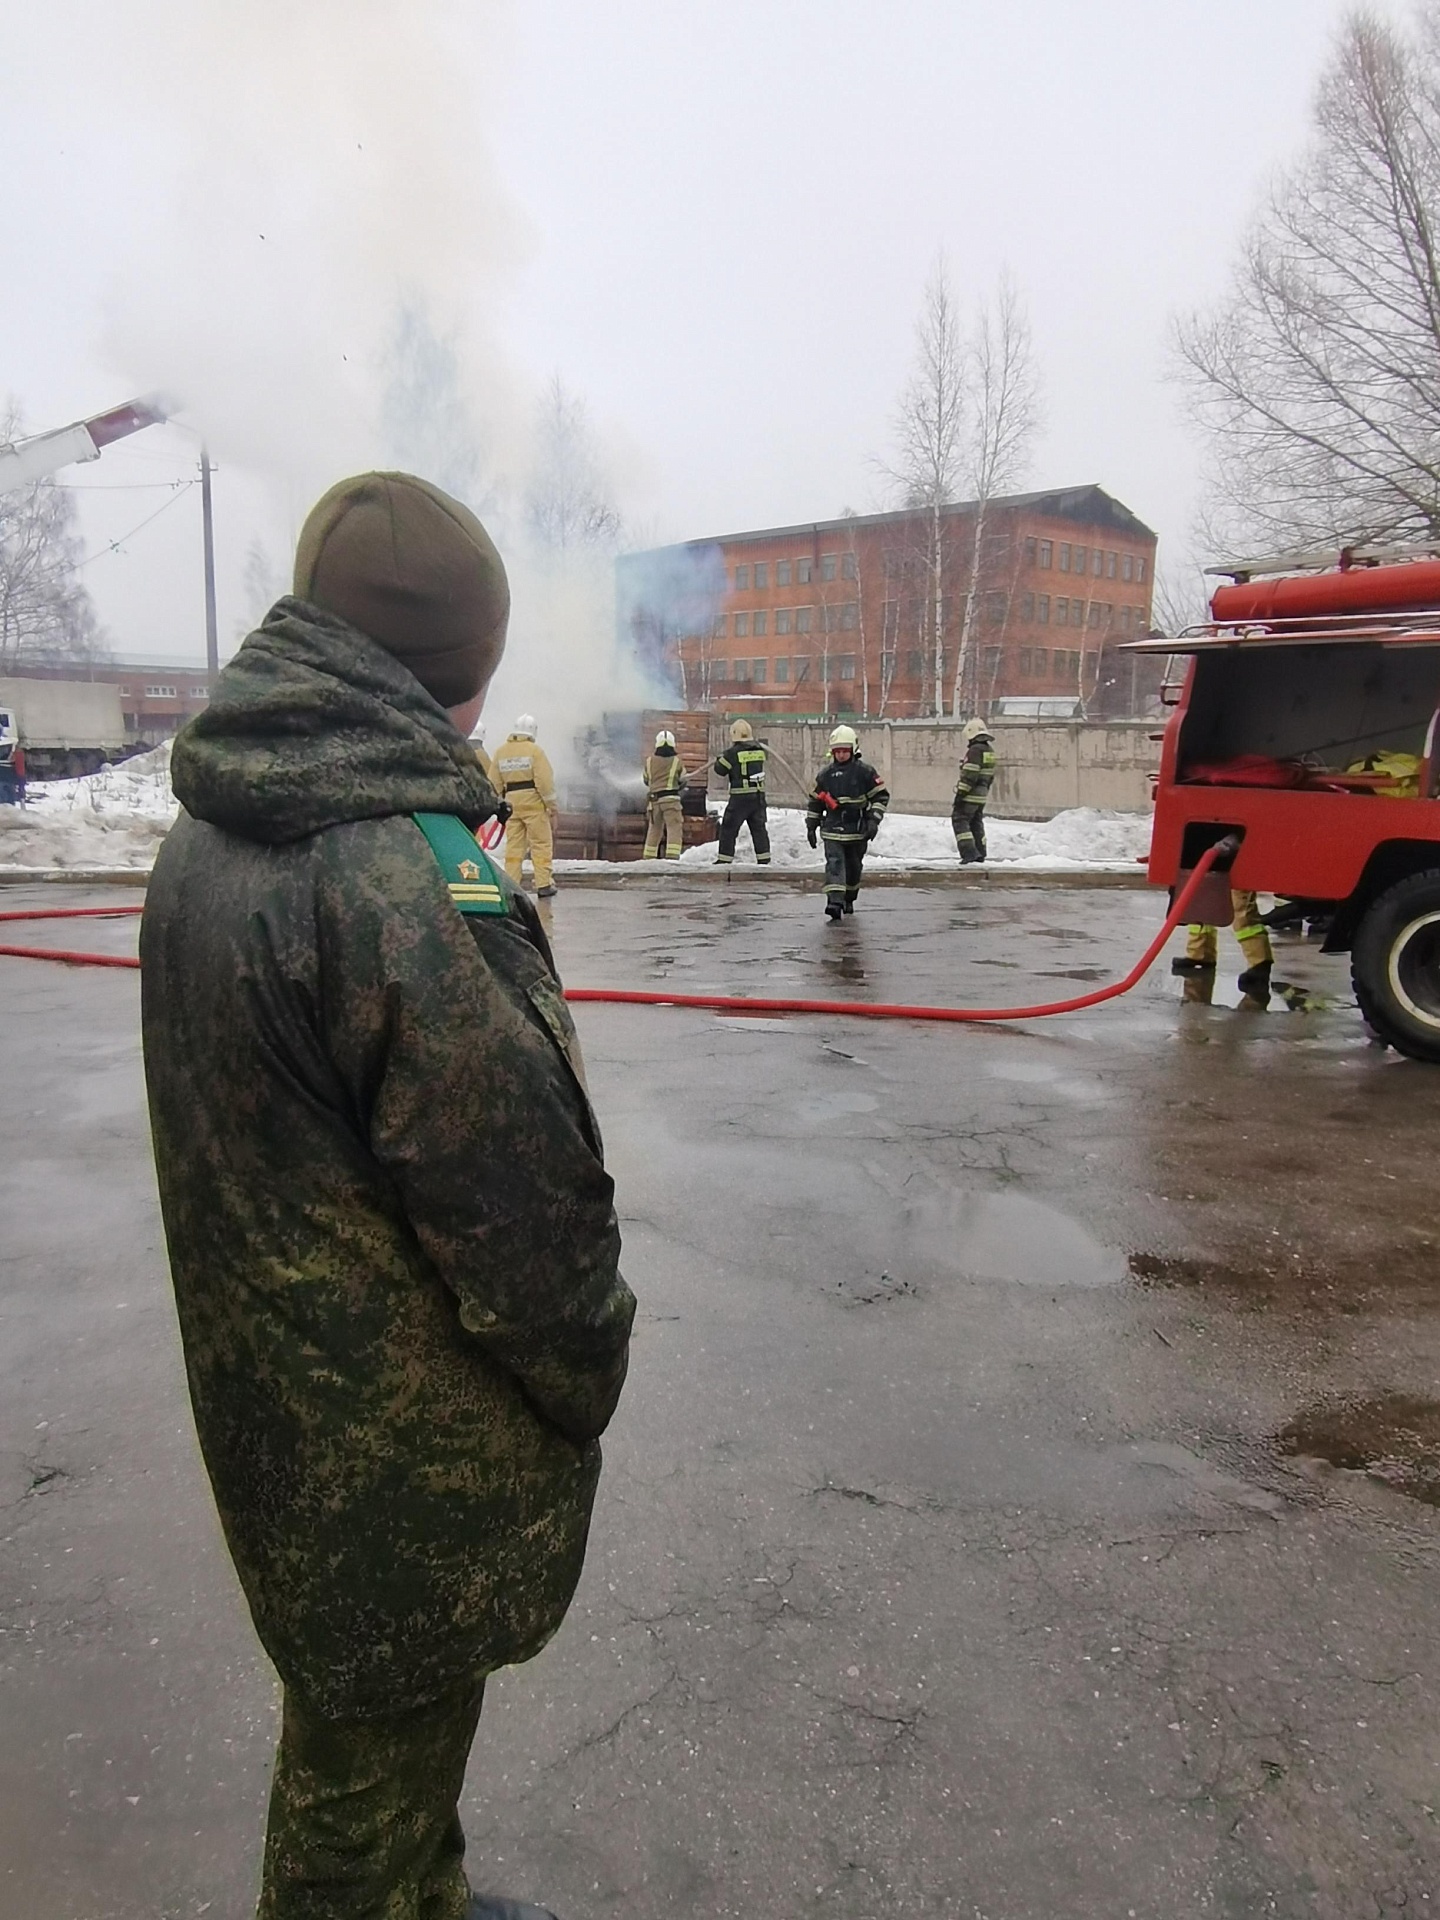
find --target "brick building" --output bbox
[618,485,1161,720]
[7,659,211,745]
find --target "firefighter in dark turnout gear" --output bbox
[952,718,997,863]
[712,717,771,864]
[642,729,687,859]
[806,725,889,919]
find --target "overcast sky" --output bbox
[0,0,1419,664]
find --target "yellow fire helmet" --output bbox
[829,724,859,753]
[730,718,753,742]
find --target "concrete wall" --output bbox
[709,716,1161,817]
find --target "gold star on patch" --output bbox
[457,859,482,881]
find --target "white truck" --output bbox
[0,678,129,785]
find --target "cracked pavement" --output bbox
[3,881,1440,1918]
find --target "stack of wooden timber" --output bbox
[552,708,717,862]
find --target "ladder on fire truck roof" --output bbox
[1206,538,1440,581]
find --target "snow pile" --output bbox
[0,747,1151,875]
[664,806,1150,873]
[0,742,178,870]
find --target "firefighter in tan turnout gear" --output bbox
[495,714,558,897]
[642,729,688,859]
[1173,891,1274,996]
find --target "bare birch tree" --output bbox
[950,276,1040,716]
[1177,5,1440,547]
[0,404,107,671]
[525,376,623,555]
[885,261,1039,716]
[885,259,966,715]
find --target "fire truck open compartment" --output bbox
[1129,566,1440,1062]
[1176,642,1440,784]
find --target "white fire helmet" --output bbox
[513,714,537,738]
[961,717,994,746]
[730,718,753,742]
[655,729,677,749]
[829,724,859,754]
[470,720,486,743]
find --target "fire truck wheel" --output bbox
[1352,870,1440,1062]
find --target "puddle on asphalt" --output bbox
[1277,1392,1440,1505]
[794,1089,880,1125]
[957,1192,1127,1288]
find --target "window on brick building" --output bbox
[820,554,838,581]
[713,615,727,637]
[776,559,792,586]
[1071,598,1084,623]
[776,608,793,634]
[1022,593,1035,621]
[733,658,751,682]
[734,613,749,638]
[775,657,790,683]
[752,659,767,683]
[754,562,768,589]
[1087,603,1101,628]
[983,647,1002,676]
[1055,598,1068,626]
[1058,543,1071,572]
[796,607,813,633]
[1093,549,1104,575]
[842,553,858,580]
[796,557,812,584]
[1135,605,1148,630]
[712,660,728,682]
[793,657,811,683]
[1017,649,1031,674]
[907,649,924,678]
[1119,606,1131,632]
[838,655,856,680]
[822,605,838,634]
[1024,537,1037,564]
[1121,553,1134,582]
[985,591,1007,625]
[840,601,859,630]
[1038,593,1051,624]
[1106,551,1117,578]
[1039,540,1052,568]
[1033,647,1049,673]
[1137,557,1148,583]
[146,684,178,698]
[734,565,750,589]
[753,611,767,636]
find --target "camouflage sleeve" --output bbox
[315,822,634,1445]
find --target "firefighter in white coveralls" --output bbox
[494,714,558,897]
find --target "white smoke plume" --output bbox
[80,0,667,772]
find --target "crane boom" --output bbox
[0,397,168,494]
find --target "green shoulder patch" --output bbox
[412,812,509,916]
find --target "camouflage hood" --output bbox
[171,596,501,845]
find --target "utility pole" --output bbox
[200,446,218,677]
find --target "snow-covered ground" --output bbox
[0,741,178,870]
[0,745,1151,873]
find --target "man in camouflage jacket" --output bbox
[141,473,634,1920]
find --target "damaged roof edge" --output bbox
[619,485,1158,564]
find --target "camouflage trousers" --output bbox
[257,1680,485,1920]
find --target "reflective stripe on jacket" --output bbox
[954,741,997,803]
[806,757,890,841]
[643,751,686,796]
[713,743,768,791]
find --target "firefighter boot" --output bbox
[825,901,844,922]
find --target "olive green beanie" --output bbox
[293,472,509,708]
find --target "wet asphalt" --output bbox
[3,878,1439,1920]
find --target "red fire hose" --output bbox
[0,842,1226,1025]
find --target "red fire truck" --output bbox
[1132,547,1440,1062]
